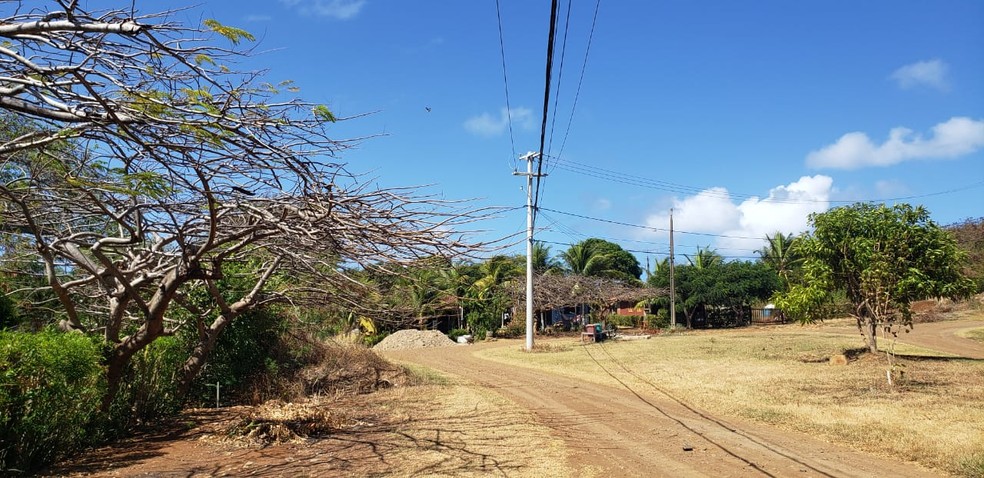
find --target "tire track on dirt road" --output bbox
[387,341,938,478]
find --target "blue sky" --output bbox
[89,0,984,264]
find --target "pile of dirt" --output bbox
[372,329,457,351]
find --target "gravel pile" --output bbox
[372,329,458,351]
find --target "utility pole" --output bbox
[514,152,543,351]
[669,208,676,329]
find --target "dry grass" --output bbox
[476,327,984,476]
[960,327,984,343]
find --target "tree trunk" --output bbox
[102,349,128,412]
[858,317,878,353]
[176,313,235,400]
[100,326,161,412]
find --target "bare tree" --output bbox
[0,2,487,406]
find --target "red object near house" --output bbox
[616,306,645,317]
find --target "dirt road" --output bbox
[815,319,984,359]
[387,341,938,478]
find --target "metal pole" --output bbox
[514,152,539,351]
[670,208,676,330]
[669,208,676,329]
[524,153,535,351]
[206,382,221,408]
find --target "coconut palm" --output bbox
[532,242,563,274]
[685,246,722,269]
[560,241,609,276]
[757,232,802,288]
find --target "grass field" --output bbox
[476,326,984,476]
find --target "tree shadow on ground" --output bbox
[42,391,538,477]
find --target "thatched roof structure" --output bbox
[509,273,667,312]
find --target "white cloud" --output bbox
[645,188,739,234]
[279,0,367,20]
[889,59,949,91]
[718,175,832,254]
[641,176,833,258]
[464,107,534,137]
[806,117,984,170]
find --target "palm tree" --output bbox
[560,241,610,276]
[405,268,440,329]
[757,232,802,288]
[532,242,563,274]
[685,246,722,269]
[435,265,470,329]
[471,255,520,298]
[467,256,521,332]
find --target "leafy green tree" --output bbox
[673,260,778,328]
[776,203,973,352]
[467,255,521,333]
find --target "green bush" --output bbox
[607,314,643,328]
[363,332,388,348]
[447,328,468,341]
[466,310,499,338]
[186,308,289,406]
[473,328,488,341]
[496,321,525,338]
[0,330,105,472]
[106,336,185,432]
[647,311,670,330]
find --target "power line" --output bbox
[548,155,984,205]
[536,239,760,262]
[537,0,573,215]
[546,0,572,159]
[532,0,561,227]
[494,0,518,168]
[555,0,601,166]
[539,206,766,240]
[537,210,763,252]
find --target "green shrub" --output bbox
[647,311,670,330]
[496,321,524,338]
[106,336,185,432]
[447,328,468,341]
[363,332,388,348]
[186,308,291,406]
[473,328,488,341]
[607,314,642,328]
[0,330,105,472]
